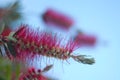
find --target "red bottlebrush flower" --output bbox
[74,33,97,47]
[12,25,78,61]
[2,25,95,65]
[42,9,74,30]
[19,67,48,80]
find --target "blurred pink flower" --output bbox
[42,9,74,30]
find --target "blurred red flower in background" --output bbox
[74,33,97,47]
[19,68,47,80]
[42,9,74,30]
[74,33,97,46]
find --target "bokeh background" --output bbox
[0,0,120,80]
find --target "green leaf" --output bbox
[71,55,95,65]
[0,57,22,80]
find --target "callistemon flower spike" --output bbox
[19,65,52,80]
[9,25,74,59]
[74,32,97,47]
[42,9,74,30]
[7,25,95,64]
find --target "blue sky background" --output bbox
[0,0,120,80]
